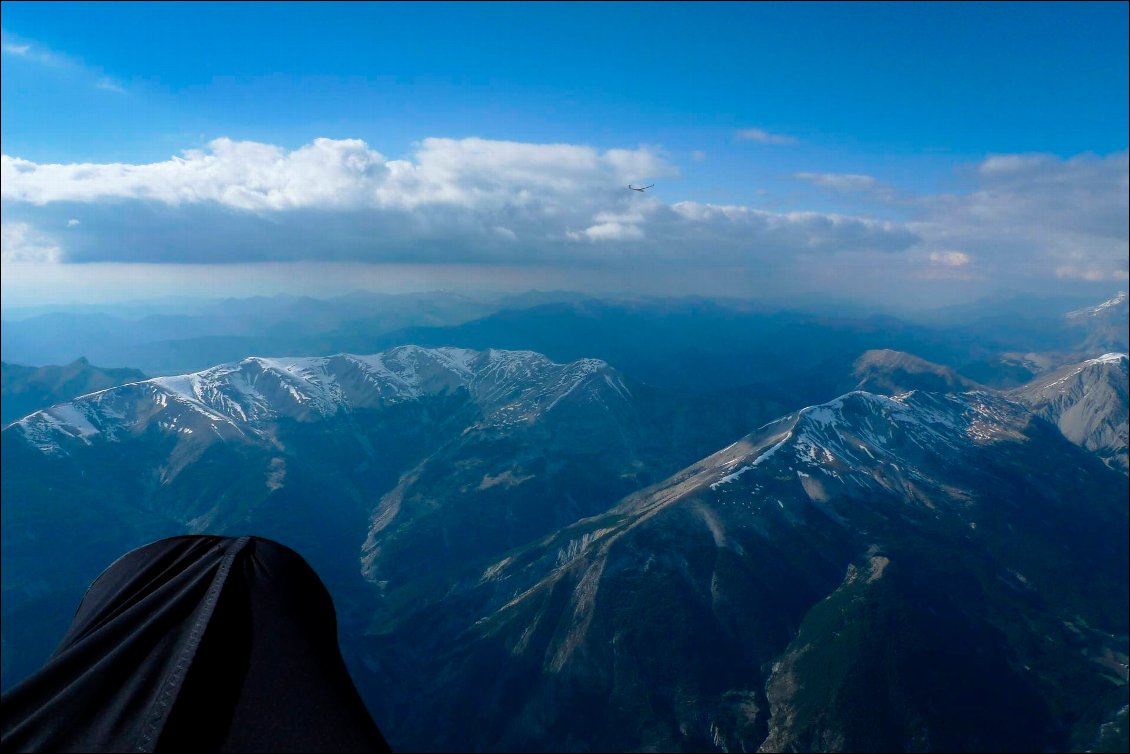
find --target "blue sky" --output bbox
[1,2,1127,307]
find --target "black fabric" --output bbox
[1,535,391,753]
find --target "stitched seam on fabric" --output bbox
[134,536,251,753]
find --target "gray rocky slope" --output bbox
[1009,352,1129,473]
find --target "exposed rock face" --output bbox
[1010,353,1129,473]
[358,389,1128,752]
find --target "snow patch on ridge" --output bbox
[11,346,624,456]
[46,403,99,439]
[711,431,792,489]
[708,389,1023,495]
[1068,291,1127,320]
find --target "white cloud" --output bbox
[1,222,61,263]
[667,202,913,255]
[568,222,646,242]
[928,250,971,267]
[1,31,67,68]
[0,135,917,269]
[794,172,878,192]
[1054,265,1123,282]
[1,30,126,94]
[2,138,389,209]
[735,128,796,145]
[976,154,1047,177]
[912,151,1128,283]
[95,78,126,94]
[1,134,1122,303]
[1,136,674,214]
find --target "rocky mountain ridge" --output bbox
[3,344,1127,751]
[375,384,1126,751]
[1009,352,1128,473]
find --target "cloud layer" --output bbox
[913,151,1129,283]
[1,136,916,270]
[0,222,60,263]
[1,137,677,213]
[1,136,1126,298]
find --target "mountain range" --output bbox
[374,388,1126,752]
[0,347,780,692]
[2,341,1126,751]
[4,291,1125,394]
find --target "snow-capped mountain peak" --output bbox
[13,347,626,456]
[1087,352,1129,366]
[1009,352,1129,473]
[1068,291,1128,320]
[703,390,1026,494]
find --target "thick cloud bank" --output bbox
[1,136,915,268]
[1,137,1126,293]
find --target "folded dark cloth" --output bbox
[2,535,390,753]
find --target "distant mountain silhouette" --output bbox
[1,358,146,426]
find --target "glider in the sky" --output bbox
[628,184,654,192]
